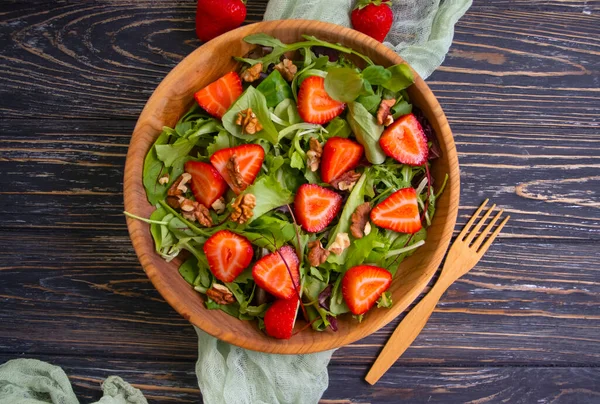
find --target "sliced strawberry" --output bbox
[294,184,342,233]
[320,137,364,184]
[379,113,428,165]
[297,76,345,124]
[342,265,392,315]
[264,296,300,339]
[370,187,422,234]
[194,71,243,119]
[184,161,228,208]
[209,144,265,194]
[203,230,253,283]
[252,246,300,300]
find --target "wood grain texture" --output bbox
[1,0,599,401]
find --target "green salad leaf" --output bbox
[222,86,279,144]
[256,70,293,108]
[324,67,363,103]
[347,102,386,164]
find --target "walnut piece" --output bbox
[226,155,247,190]
[211,197,226,214]
[331,170,361,191]
[206,284,235,305]
[329,233,350,255]
[230,193,256,224]
[274,59,298,81]
[350,202,371,239]
[158,173,170,185]
[179,197,213,227]
[377,98,396,126]
[306,137,323,172]
[240,63,263,83]
[307,240,330,267]
[168,173,192,196]
[235,108,263,135]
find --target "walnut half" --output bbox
[306,137,323,172]
[236,108,263,135]
[329,233,350,255]
[307,240,329,267]
[274,59,297,81]
[230,193,256,224]
[206,284,235,305]
[350,202,371,239]
[331,170,361,191]
[377,98,396,126]
[240,63,263,83]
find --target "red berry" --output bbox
[203,230,253,283]
[195,0,247,42]
[342,265,392,315]
[209,144,265,194]
[370,188,422,234]
[379,113,429,166]
[185,161,228,208]
[351,0,393,42]
[252,246,301,300]
[294,184,343,233]
[320,137,364,184]
[194,72,243,118]
[264,296,300,339]
[297,76,345,124]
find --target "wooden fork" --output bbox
[365,199,510,385]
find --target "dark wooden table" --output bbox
[1,0,599,402]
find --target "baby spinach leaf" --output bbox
[179,257,199,285]
[256,70,293,108]
[143,131,171,205]
[290,151,305,170]
[242,173,294,222]
[324,67,363,103]
[392,99,413,118]
[356,94,382,114]
[273,98,302,128]
[362,65,391,85]
[222,86,279,144]
[382,64,414,92]
[324,117,351,139]
[347,102,386,164]
[241,214,297,251]
[155,137,195,168]
[206,130,234,156]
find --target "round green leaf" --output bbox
[324,68,364,103]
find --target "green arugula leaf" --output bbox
[222,86,279,144]
[324,67,363,103]
[256,70,293,108]
[206,130,234,156]
[347,102,386,164]
[356,94,382,114]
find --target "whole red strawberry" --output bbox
[196,0,247,42]
[351,0,393,42]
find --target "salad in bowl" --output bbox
[126,32,448,340]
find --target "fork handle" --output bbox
[365,277,452,385]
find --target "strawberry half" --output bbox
[342,265,392,315]
[379,113,429,166]
[184,161,228,208]
[209,144,265,194]
[264,296,300,339]
[320,137,364,184]
[297,76,345,124]
[370,187,422,234]
[194,72,243,119]
[252,246,300,300]
[294,184,342,233]
[203,230,253,283]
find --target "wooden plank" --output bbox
[0,2,598,121]
[1,231,598,366]
[0,354,598,403]
[0,120,598,239]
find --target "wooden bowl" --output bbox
[124,20,460,354]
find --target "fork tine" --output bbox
[476,215,510,255]
[457,199,489,240]
[464,203,496,244]
[471,209,504,250]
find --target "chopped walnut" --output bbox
[306,137,323,172]
[236,108,263,135]
[350,202,371,239]
[328,233,350,255]
[307,240,330,267]
[240,63,263,82]
[166,195,180,209]
[206,284,235,305]
[377,98,396,126]
[230,193,256,224]
[226,155,247,191]
[179,197,213,227]
[274,58,297,81]
[331,170,361,191]
[158,173,170,185]
[168,173,192,196]
[211,197,226,214]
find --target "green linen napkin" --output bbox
[0,1,471,403]
[265,0,473,79]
